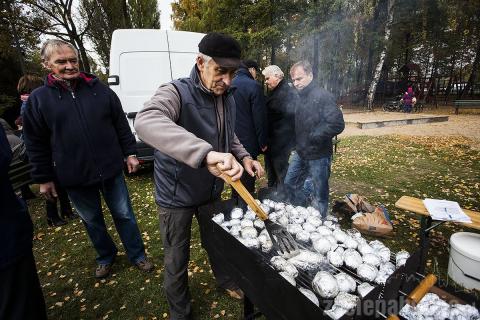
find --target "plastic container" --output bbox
[448,232,480,290]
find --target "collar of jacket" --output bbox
[298,80,316,98]
[45,72,98,90]
[189,65,236,96]
[235,67,253,80]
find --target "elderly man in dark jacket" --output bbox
[23,39,152,279]
[0,127,47,320]
[231,60,267,197]
[285,61,345,217]
[262,65,297,188]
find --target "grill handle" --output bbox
[407,273,437,305]
[217,165,268,220]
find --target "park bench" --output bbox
[8,159,33,191]
[453,100,480,114]
[395,196,480,273]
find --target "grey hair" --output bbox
[41,39,78,62]
[290,60,313,75]
[198,53,213,66]
[262,65,284,79]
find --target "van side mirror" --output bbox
[108,75,119,85]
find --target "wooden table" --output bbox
[395,196,480,273]
[395,196,480,231]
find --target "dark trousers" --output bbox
[265,151,290,188]
[158,205,236,320]
[0,252,47,320]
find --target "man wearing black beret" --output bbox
[135,33,264,319]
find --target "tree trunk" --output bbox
[444,53,457,104]
[366,0,395,111]
[312,0,320,81]
[460,37,480,99]
[5,1,26,74]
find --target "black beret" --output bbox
[198,33,241,68]
[242,59,259,71]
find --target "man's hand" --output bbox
[205,151,243,181]
[126,155,140,173]
[242,157,265,178]
[40,181,57,201]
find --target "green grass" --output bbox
[28,135,480,319]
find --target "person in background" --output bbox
[401,86,416,113]
[262,65,297,190]
[231,59,267,200]
[17,74,74,226]
[23,39,153,279]
[0,126,47,320]
[135,33,264,319]
[285,61,344,217]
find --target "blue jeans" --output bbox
[66,173,146,265]
[284,152,332,217]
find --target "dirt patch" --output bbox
[340,111,480,148]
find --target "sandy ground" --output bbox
[341,111,480,146]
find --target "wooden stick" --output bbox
[219,171,269,221]
[407,274,437,305]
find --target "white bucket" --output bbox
[448,232,480,290]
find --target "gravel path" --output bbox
[341,111,480,146]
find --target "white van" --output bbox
[108,29,205,161]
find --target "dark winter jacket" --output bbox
[0,126,33,270]
[23,73,136,187]
[265,79,297,157]
[232,67,267,158]
[295,82,345,159]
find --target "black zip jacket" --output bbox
[295,82,345,159]
[23,73,136,187]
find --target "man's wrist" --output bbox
[242,155,253,162]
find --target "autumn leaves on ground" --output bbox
[27,135,480,319]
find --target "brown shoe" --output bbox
[225,288,244,300]
[95,263,113,279]
[135,258,154,272]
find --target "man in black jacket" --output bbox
[23,39,153,279]
[262,65,297,188]
[231,60,267,197]
[285,61,345,217]
[0,126,47,320]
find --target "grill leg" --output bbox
[419,216,432,274]
[243,295,258,320]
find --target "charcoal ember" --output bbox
[212,213,224,224]
[231,208,243,219]
[279,271,296,286]
[325,305,348,320]
[253,219,265,229]
[296,230,311,243]
[241,226,257,239]
[240,219,254,228]
[343,249,362,270]
[288,250,325,271]
[334,292,358,310]
[317,226,333,236]
[357,263,378,282]
[312,271,339,298]
[302,222,316,233]
[313,237,331,254]
[327,250,343,267]
[299,288,319,307]
[270,256,298,278]
[357,282,374,298]
[334,272,356,293]
[362,253,381,267]
[306,216,322,227]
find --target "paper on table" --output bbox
[423,198,472,223]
